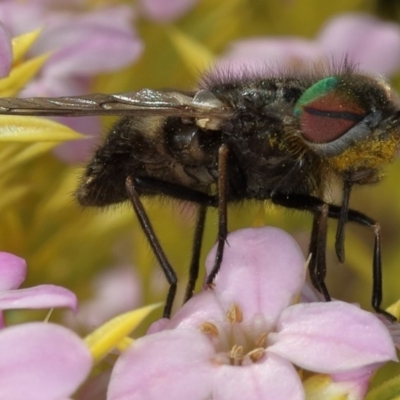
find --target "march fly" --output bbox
[0,62,399,319]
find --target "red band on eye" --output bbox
[300,92,366,143]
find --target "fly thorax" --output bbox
[165,117,220,187]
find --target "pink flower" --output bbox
[0,251,77,327]
[0,21,11,78]
[0,1,143,163]
[0,2,142,96]
[138,0,199,22]
[66,265,142,332]
[108,227,396,400]
[0,322,92,400]
[0,252,90,398]
[216,14,400,76]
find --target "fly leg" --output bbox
[335,180,352,263]
[126,176,216,318]
[309,203,330,300]
[205,144,229,286]
[126,177,176,318]
[340,207,394,320]
[272,193,331,301]
[271,192,394,320]
[184,204,207,302]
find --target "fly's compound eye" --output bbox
[294,76,382,157]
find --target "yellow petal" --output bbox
[0,115,82,142]
[117,336,134,352]
[0,185,28,211]
[12,29,42,64]
[166,26,214,77]
[84,303,162,364]
[1,143,59,172]
[386,299,400,320]
[0,53,50,97]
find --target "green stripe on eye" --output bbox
[294,76,339,117]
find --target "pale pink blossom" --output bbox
[0,1,143,163]
[216,14,400,76]
[66,265,142,332]
[0,322,92,400]
[0,21,11,78]
[138,0,199,22]
[108,227,396,400]
[0,251,77,327]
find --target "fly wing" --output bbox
[0,89,234,119]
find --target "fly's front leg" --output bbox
[309,203,330,300]
[272,192,395,320]
[343,208,394,321]
[272,193,331,300]
[335,180,352,263]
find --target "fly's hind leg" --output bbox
[126,177,177,318]
[126,176,216,317]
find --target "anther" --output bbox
[200,322,219,337]
[227,303,243,324]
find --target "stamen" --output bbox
[200,322,219,337]
[255,332,267,348]
[227,303,243,324]
[229,344,244,365]
[247,347,265,363]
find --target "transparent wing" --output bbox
[0,89,234,119]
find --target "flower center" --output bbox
[200,303,267,366]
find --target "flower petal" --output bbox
[71,265,143,329]
[0,115,82,142]
[0,323,92,400]
[108,329,214,400]
[304,373,368,400]
[85,303,161,364]
[213,353,304,400]
[0,2,44,36]
[0,285,77,312]
[11,28,42,64]
[28,7,142,78]
[52,116,102,164]
[0,22,12,78]
[0,252,26,291]
[206,227,306,329]
[0,4,142,97]
[318,14,400,75]
[215,14,400,78]
[216,38,319,75]
[41,29,142,78]
[166,290,226,329]
[139,0,199,22]
[268,301,397,374]
[379,315,400,350]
